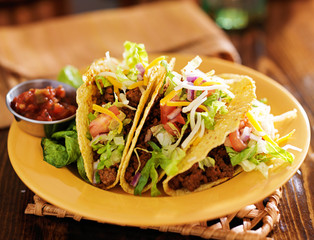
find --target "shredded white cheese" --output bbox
[282,144,302,152]
[119,93,129,105]
[182,90,208,113]
[199,119,205,138]
[273,109,297,122]
[181,113,202,149]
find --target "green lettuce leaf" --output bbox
[198,156,215,170]
[226,139,294,178]
[97,141,124,170]
[199,90,229,130]
[265,142,294,163]
[226,144,258,166]
[134,155,158,196]
[77,155,89,182]
[57,65,83,89]
[150,163,161,197]
[42,129,80,168]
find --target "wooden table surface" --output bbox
[0,0,313,239]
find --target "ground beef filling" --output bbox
[124,94,162,185]
[97,163,119,190]
[93,86,142,188]
[168,145,235,192]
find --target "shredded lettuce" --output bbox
[94,76,113,94]
[199,90,229,130]
[123,41,148,69]
[97,141,124,170]
[115,67,133,84]
[153,128,176,147]
[150,164,161,197]
[162,147,186,176]
[134,142,162,196]
[160,116,190,176]
[226,139,294,177]
[161,60,176,95]
[226,144,258,166]
[199,156,215,170]
[88,112,97,122]
[265,141,294,163]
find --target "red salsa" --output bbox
[11,85,77,121]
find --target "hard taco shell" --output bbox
[76,57,158,189]
[119,66,168,194]
[163,75,256,196]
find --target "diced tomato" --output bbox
[229,130,247,152]
[161,104,186,126]
[55,86,66,98]
[163,122,180,138]
[89,113,112,137]
[108,105,120,116]
[170,113,185,125]
[52,103,65,115]
[160,105,176,124]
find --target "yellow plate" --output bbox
[8,55,310,227]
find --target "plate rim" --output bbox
[7,55,311,227]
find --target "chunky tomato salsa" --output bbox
[11,85,77,121]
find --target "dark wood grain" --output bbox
[0,0,313,239]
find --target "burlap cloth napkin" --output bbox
[0,0,240,128]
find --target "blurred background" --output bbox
[0,0,266,30]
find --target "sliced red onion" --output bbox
[131,172,141,187]
[187,76,198,82]
[240,126,251,142]
[136,63,145,76]
[144,129,152,143]
[167,107,182,120]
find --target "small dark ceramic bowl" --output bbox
[6,79,77,138]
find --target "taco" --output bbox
[76,41,166,189]
[119,56,257,196]
[163,74,296,196]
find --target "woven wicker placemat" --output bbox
[25,188,281,240]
